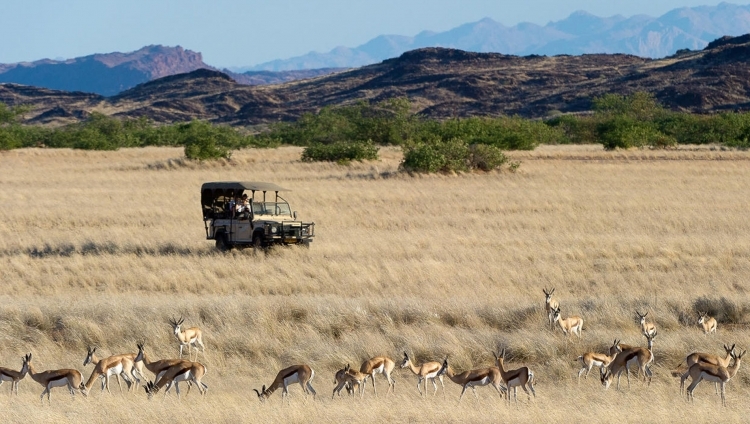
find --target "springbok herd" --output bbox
[0,291,743,407]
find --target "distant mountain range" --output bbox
[2,3,750,96]
[5,34,750,127]
[248,2,750,71]
[0,45,345,96]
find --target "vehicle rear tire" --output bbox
[215,233,230,251]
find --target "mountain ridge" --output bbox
[249,2,750,70]
[4,34,750,127]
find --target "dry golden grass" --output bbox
[1,144,750,422]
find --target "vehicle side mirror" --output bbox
[293,211,298,220]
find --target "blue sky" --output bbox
[0,0,740,67]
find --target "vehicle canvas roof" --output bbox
[201,182,290,192]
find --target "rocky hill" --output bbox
[0,45,211,96]
[3,34,750,126]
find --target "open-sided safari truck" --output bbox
[201,181,315,250]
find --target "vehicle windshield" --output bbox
[253,202,291,216]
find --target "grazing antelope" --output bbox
[685,349,744,407]
[143,360,207,400]
[332,364,367,399]
[493,350,535,404]
[577,340,621,380]
[675,344,735,395]
[25,354,87,403]
[82,347,137,394]
[254,365,317,403]
[698,312,717,335]
[134,343,196,395]
[400,352,445,397]
[437,358,507,402]
[543,288,559,328]
[552,307,583,338]
[601,332,656,390]
[0,353,30,395]
[635,310,656,337]
[359,356,396,396]
[169,316,205,361]
[333,366,355,397]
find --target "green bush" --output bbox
[301,140,378,163]
[468,144,509,171]
[401,138,470,173]
[544,114,598,144]
[597,116,676,150]
[180,121,233,160]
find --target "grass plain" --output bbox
[1,145,750,422]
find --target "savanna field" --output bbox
[1,145,750,422]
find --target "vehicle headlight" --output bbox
[271,226,278,234]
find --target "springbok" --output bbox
[359,356,395,396]
[82,347,137,394]
[493,350,535,404]
[635,310,656,337]
[169,316,205,361]
[698,312,717,335]
[0,353,30,395]
[134,343,197,396]
[437,358,507,402]
[400,352,445,397]
[685,349,744,407]
[675,344,735,395]
[552,307,583,338]
[332,364,367,399]
[577,340,621,380]
[143,360,207,400]
[543,288,559,328]
[25,354,87,403]
[254,365,316,403]
[601,332,656,390]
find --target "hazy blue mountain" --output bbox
[249,2,750,71]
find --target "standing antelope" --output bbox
[400,352,445,397]
[675,344,735,395]
[577,340,621,380]
[332,364,367,399]
[543,288,559,328]
[437,358,507,402]
[698,312,717,335]
[169,316,205,361]
[82,347,137,394]
[685,349,744,407]
[254,365,316,403]
[0,353,30,395]
[143,360,207,400]
[552,307,583,338]
[25,354,87,403]
[600,332,656,390]
[359,356,396,396]
[635,310,656,337]
[493,350,535,404]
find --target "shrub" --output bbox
[468,144,508,171]
[401,138,470,173]
[181,121,233,161]
[544,114,598,144]
[300,140,378,163]
[597,116,676,150]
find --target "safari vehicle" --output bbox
[201,181,315,250]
